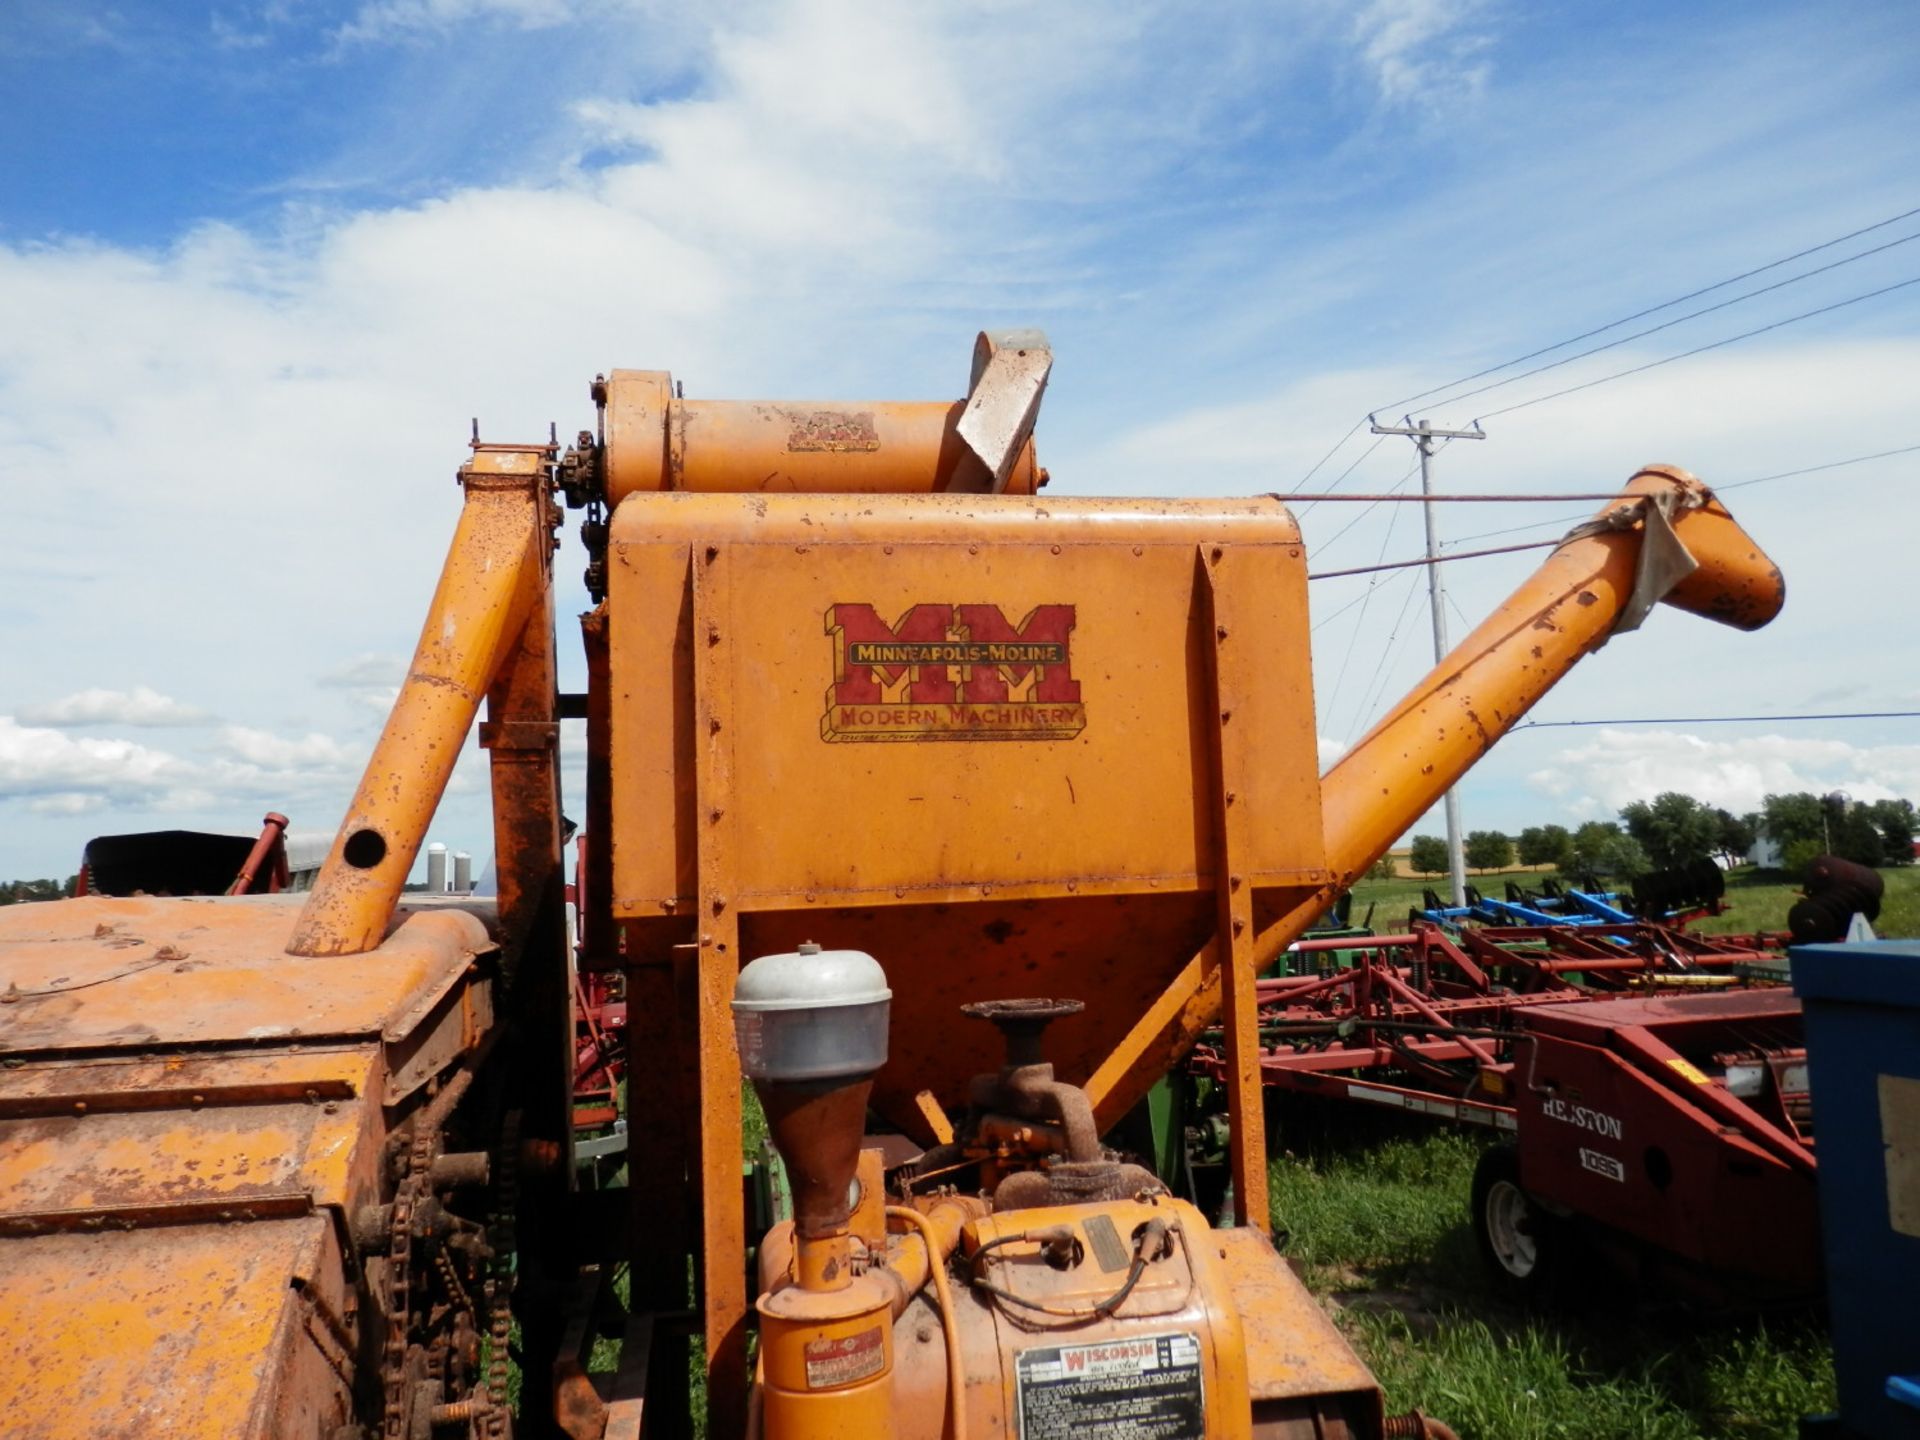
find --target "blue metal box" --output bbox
[1794,940,1920,1438]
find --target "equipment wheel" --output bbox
[1471,1144,1557,1297]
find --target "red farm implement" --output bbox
[1191,920,1818,1298]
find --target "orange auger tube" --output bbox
[603,378,1043,502]
[1087,465,1783,1127]
[287,448,556,957]
[1318,464,1782,883]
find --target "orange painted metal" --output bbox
[756,1269,900,1439]
[603,371,1041,503]
[869,1194,1366,1440]
[2,1218,351,1438]
[957,1197,1256,1439]
[288,446,556,958]
[0,894,493,1057]
[0,892,498,1440]
[1320,467,1780,879]
[606,492,1324,1142]
[691,538,752,1437]
[1212,1228,1382,1429]
[760,1174,1373,1439]
[1081,466,1786,1128]
[580,605,618,965]
[1199,543,1272,1232]
[479,489,573,1172]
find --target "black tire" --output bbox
[1471,1143,1558,1299]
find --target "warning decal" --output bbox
[1015,1331,1204,1440]
[803,1326,885,1389]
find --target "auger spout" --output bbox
[1318,464,1783,884]
[1086,464,1783,1128]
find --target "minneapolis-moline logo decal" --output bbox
[823,603,1086,742]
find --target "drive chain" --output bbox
[382,1112,439,1440]
[484,1110,522,1438]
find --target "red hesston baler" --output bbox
[1195,922,1818,1297]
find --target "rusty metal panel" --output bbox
[0,1217,348,1440]
[0,895,493,1056]
[608,493,1324,915]
[1213,1229,1380,1406]
[0,1095,369,1224]
[0,890,500,1438]
[0,1049,364,1117]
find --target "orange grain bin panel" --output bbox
[605,492,1327,1126]
[608,492,1324,910]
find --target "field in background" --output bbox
[1267,1109,1835,1439]
[1304,861,1911,1435]
[1348,864,1920,939]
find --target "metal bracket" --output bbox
[478,720,559,752]
[955,328,1052,492]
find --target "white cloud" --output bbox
[19,686,212,728]
[0,719,186,804]
[320,654,407,688]
[318,655,407,713]
[0,712,373,824]
[1526,729,1920,819]
[1351,0,1493,107]
[337,0,598,43]
[28,793,108,817]
[215,726,361,770]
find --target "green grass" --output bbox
[1349,1310,1835,1440]
[1346,863,1920,939]
[1689,864,1920,939]
[1268,1110,1835,1439]
[1269,1130,1486,1291]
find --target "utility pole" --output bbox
[1368,413,1486,907]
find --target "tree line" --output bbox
[0,877,79,906]
[1407,791,1916,880]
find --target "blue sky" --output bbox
[2,0,1917,878]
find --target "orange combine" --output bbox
[0,332,1783,1439]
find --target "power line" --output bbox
[1439,511,1591,547]
[1375,201,1920,414]
[1311,537,1558,580]
[1311,583,1378,633]
[1292,417,1370,489]
[1347,568,1427,742]
[1320,481,1412,727]
[1310,440,1920,578]
[1294,202,1920,488]
[1291,488,1653,503]
[1431,442,1920,550]
[1401,228,1920,416]
[1719,442,1920,490]
[1313,456,1422,557]
[1294,435,1389,516]
[1477,273,1920,421]
[1513,711,1920,731]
